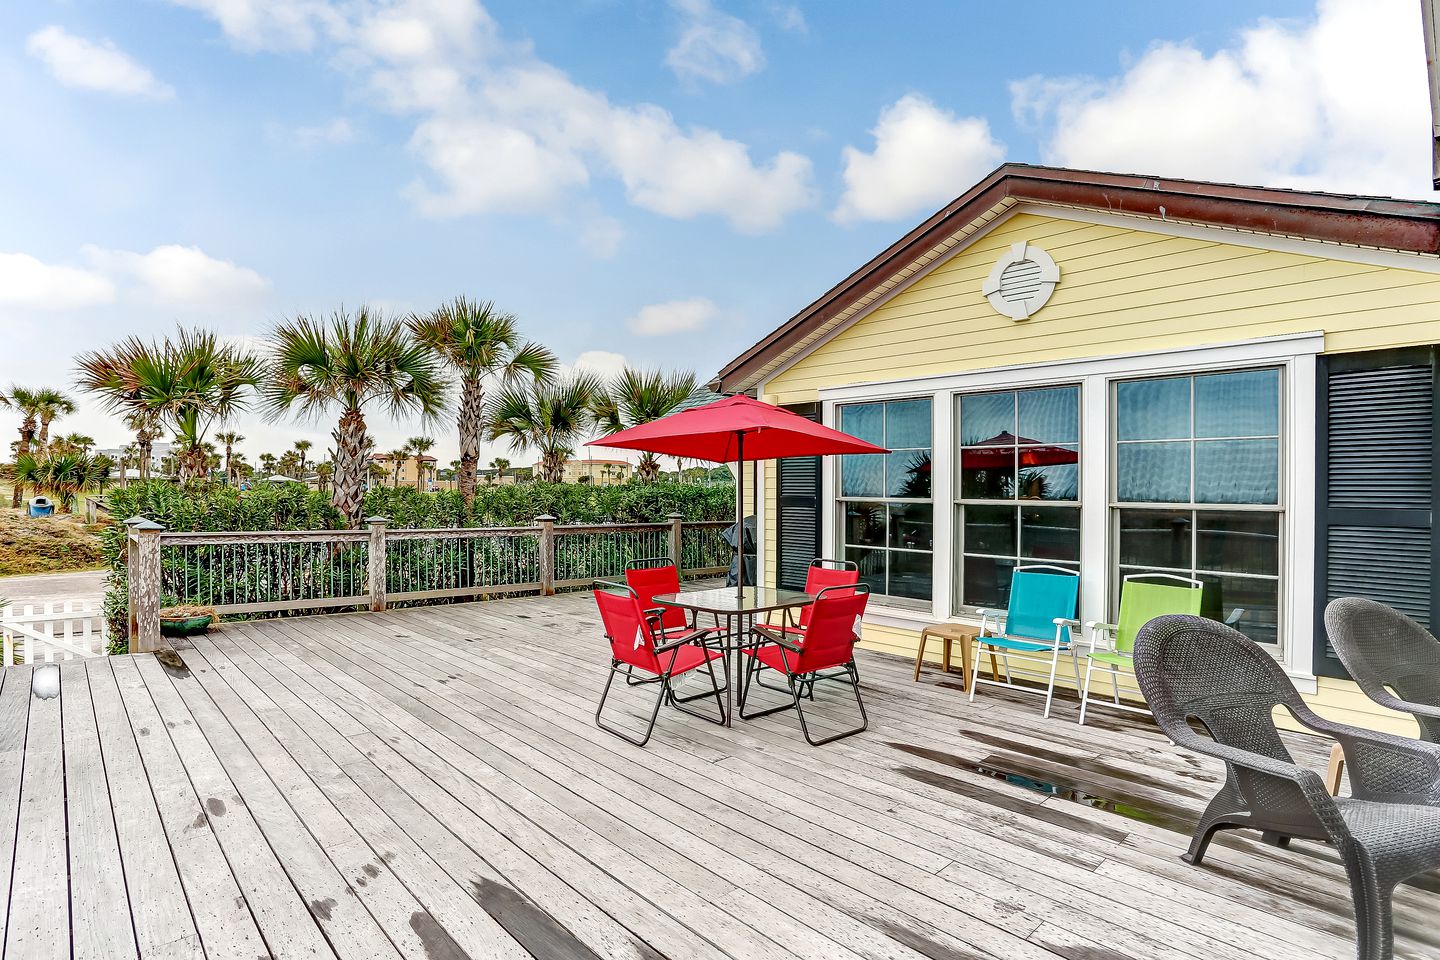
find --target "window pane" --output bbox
[1019,445,1079,501]
[962,555,1016,609]
[963,504,1015,556]
[889,550,933,600]
[1203,574,1279,647]
[1195,439,1278,504]
[887,450,932,498]
[842,502,886,547]
[1018,387,1079,444]
[1117,509,1193,570]
[1022,506,1080,563]
[960,447,1014,499]
[1117,441,1191,502]
[840,454,883,497]
[1117,377,1190,440]
[960,392,1014,445]
[846,547,886,596]
[886,398,932,448]
[1195,369,1279,438]
[1197,511,1280,576]
[840,403,883,445]
[889,504,933,551]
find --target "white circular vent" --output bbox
[982,241,1060,320]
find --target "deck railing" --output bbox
[123,514,730,651]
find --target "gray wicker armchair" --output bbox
[1326,597,1440,743]
[1133,615,1440,960]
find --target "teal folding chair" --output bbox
[969,564,1081,718]
[1079,573,1202,725]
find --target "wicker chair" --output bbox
[1133,615,1440,960]
[1325,597,1440,743]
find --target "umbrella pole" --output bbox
[735,431,745,598]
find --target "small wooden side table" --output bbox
[913,622,984,690]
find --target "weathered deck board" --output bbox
[4,586,1439,960]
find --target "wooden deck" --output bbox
[2,587,1437,960]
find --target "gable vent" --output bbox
[983,241,1060,320]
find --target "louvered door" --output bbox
[1315,347,1438,678]
[775,403,822,591]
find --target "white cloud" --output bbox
[570,350,628,379]
[766,3,807,34]
[295,117,356,147]
[834,94,1005,223]
[665,0,765,85]
[83,245,271,306]
[579,217,624,259]
[166,0,340,52]
[173,0,816,232]
[626,297,718,336]
[0,253,116,309]
[26,26,175,100]
[1012,0,1430,198]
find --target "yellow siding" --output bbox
[760,208,1440,731]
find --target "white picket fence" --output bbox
[1,601,108,665]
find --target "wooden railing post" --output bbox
[124,516,144,642]
[366,517,388,612]
[536,515,557,596]
[668,512,684,572]
[131,519,164,653]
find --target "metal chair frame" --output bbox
[594,582,727,747]
[1079,572,1203,724]
[969,564,1082,719]
[754,558,861,700]
[738,584,870,745]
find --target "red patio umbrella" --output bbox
[588,395,888,591]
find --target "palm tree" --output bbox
[33,389,77,452]
[14,451,110,512]
[407,436,435,490]
[488,373,601,484]
[259,452,277,476]
[52,432,94,456]
[263,307,448,525]
[215,430,244,485]
[2,386,44,507]
[124,409,159,483]
[408,298,556,509]
[388,447,409,486]
[591,368,698,482]
[119,443,138,487]
[490,457,510,482]
[76,328,261,483]
[294,439,313,476]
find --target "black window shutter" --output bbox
[775,402,822,591]
[1315,347,1438,678]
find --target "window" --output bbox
[838,398,933,603]
[1114,369,1282,646]
[955,386,1080,610]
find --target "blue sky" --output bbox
[0,0,1428,466]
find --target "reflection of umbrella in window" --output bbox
[962,432,1079,500]
[961,432,1079,468]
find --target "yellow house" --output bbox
[557,458,634,485]
[370,453,437,489]
[714,164,1440,735]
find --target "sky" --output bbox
[0,0,1433,470]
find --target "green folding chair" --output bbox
[1079,573,1202,725]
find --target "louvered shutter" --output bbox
[1315,348,1438,678]
[775,403,822,591]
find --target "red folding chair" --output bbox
[594,583,727,746]
[757,558,860,698]
[624,557,700,639]
[739,584,870,745]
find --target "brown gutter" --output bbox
[714,164,1440,393]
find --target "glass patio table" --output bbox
[652,586,814,727]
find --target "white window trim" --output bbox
[818,332,1321,689]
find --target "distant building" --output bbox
[370,452,437,489]
[555,458,632,486]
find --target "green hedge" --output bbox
[100,479,735,649]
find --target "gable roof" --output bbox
[712,164,1440,394]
